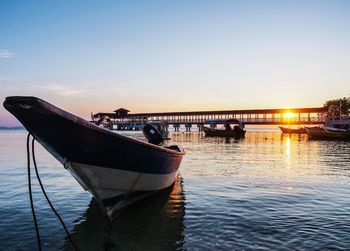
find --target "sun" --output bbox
[284,112,294,119]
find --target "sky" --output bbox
[1,0,350,126]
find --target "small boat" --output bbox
[324,117,350,131]
[305,126,350,140]
[279,126,306,134]
[3,96,185,219]
[323,117,350,133]
[203,119,246,138]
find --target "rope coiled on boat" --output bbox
[27,133,79,251]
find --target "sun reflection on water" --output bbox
[285,136,291,169]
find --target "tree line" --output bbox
[324,97,350,117]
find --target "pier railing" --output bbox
[113,117,322,124]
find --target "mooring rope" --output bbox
[31,138,79,251]
[27,133,42,251]
[27,133,79,251]
[103,220,114,251]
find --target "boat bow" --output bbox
[4,96,185,219]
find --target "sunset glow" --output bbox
[1,1,350,126]
[283,112,294,119]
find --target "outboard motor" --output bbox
[143,123,165,145]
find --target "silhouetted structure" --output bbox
[93,107,328,131]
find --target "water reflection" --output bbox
[168,131,350,179]
[1,130,350,250]
[63,176,185,251]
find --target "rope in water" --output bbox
[31,137,79,251]
[27,133,79,250]
[26,133,42,251]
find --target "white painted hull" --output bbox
[67,162,178,219]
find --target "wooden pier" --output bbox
[93,107,328,131]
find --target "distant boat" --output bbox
[203,119,246,138]
[3,96,185,219]
[305,126,350,140]
[324,117,350,132]
[305,116,350,140]
[279,126,306,134]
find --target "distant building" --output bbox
[113,108,130,118]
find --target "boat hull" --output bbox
[3,96,185,219]
[305,126,350,140]
[67,161,179,218]
[279,126,306,134]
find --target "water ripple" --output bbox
[1,130,350,250]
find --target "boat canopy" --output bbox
[205,119,240,124]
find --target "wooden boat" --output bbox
[279,126,306,134]
[203,119,246,138]
[305,126,350,140]
[3,96,185,219]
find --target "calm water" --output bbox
[0,129,350,250]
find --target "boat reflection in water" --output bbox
[63,175,185,251]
